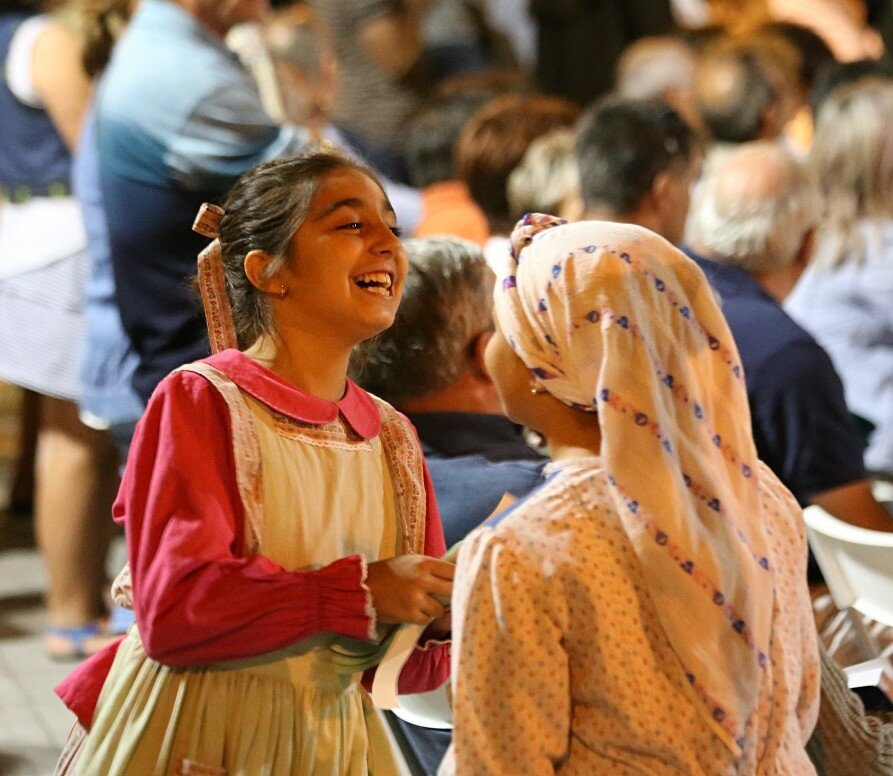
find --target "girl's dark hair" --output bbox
[217,150,381,349]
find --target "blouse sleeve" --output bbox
[393,457,450,694]
[119,370,373,667]
[449,527,570,775]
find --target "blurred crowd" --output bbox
[1,0,892,772]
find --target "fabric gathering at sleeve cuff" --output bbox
[315,554,376,641]
[415,635,451,652]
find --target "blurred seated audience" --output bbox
[755,23,837,154]
[353,236,545,774]
[694,38,796,147]
[0,0,119,659]
[786,78,893,474]
[529,0,675,106]
[810,55,893,116]
[473,0,537,73]
[686,142,893,533]
[309,0,432,181]
[403,93,491,244]
[768,0,884,62]
[260,4,423,232]
[614,35,705,134]
[702,0,884,61]
[575,97,700,247]
[454,93,579,271]
[420,0,489,81]
[507,129,581,224]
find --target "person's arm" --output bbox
[121,370,374,667]
[812,640,893,775]
[811,480,893,533]
[450,528,570,775]
[30,20,91,150]
[167,76,311,193]
[750,342,874,515]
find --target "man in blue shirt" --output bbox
[352,236,545,774]
[685,141,892,533]
[97,0,310,402]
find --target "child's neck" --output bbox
[245,335,352,402]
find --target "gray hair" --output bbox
[810,78,893,268]
[351,237,494,403]
[507,129,580,221]
[687,142,820,272]
[615,36,696,101]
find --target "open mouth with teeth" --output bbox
[353,271,395,298]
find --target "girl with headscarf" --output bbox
[443,215,820,774]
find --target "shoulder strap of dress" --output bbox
[368,395,427,554]
[177,362,264,556]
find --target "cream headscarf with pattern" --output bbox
[496,215,775,756]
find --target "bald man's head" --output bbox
[688,142,820,272]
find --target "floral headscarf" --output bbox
[496,214,775,756]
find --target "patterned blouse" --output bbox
[445,456,820,775]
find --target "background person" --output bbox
[353,235,545,775]
[785,78,893,474]
[0,0,120,660]
[445,215,819,774]
[575,97,700,248]
[686,142,893,533]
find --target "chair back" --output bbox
[804,504,893,628]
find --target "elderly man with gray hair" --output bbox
[686,142,892,535]
[351,236,545,775]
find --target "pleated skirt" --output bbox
[73,630,401,776]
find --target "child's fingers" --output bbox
[426,559,455,579]
[425,577,453,600]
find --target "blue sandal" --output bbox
[44,623,108,661]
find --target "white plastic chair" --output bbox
[803,504,893,660]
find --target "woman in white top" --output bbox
[0,2,119,659]
[444,215,820,774]
[786,78,893,475]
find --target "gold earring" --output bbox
[278,285,288,298]
[530,381,546,396]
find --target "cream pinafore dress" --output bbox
[73,364,428,776]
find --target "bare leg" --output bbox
[33,396,118,637]
[8,388,38,512]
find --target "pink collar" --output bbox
[203,349,382,440]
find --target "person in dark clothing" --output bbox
[96,0,310,404]
[530,0,675,106]
[686,141,892,534]
[352,235,544,774]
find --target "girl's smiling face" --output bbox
[270,168,407,348]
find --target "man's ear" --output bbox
[470,330,494,383]
[244,249,280,294]
[794,226,815,271]
[649,169,674,219]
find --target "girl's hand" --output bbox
[366,555,454,625]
